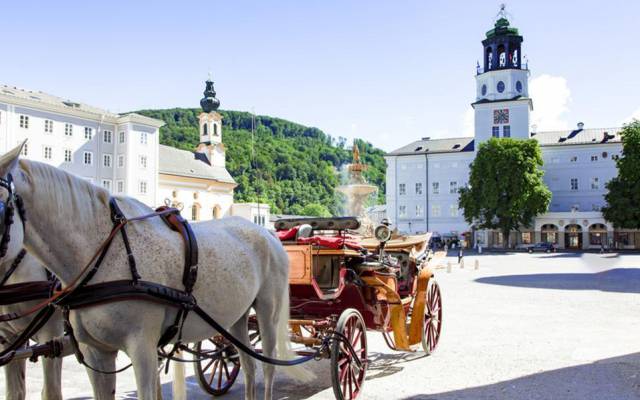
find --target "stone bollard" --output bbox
[446,261,452,273]
[474,259,480,270]
[460,258,464,269]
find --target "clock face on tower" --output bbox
[493,109,509,124]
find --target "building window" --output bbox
[119,131,126,143]
[20,143,28,156]
[84,127,93,139]
[591,177,599,190]
[140,132,148,145]
[44,119,53,133]
[65,123,73,136]
[399,205,407,218]
[432,204,441,217]
[19,115,29,129]
[570,178,578,191]
[138,181,147,194]
[191,205,199,221]
[492,126,499,137]
[83,151,93,165]
[592,204,601,211]
[116,180,124,193]
[102,179,112,191]
[139,155,147,169]
[450,204,458,217]
[103,154,112,168]
[415,182,423,195]
[64,149,72,163]
[570,156,578,162]
[118,155,125,168]
[432,182,439,194]
[103,130,112,143]
[591,155,598,162]
[43,146,52,160]
[449,181,458,194]
[503,125,510,137]
[253,215,266,226]
[415,205,424,217]
[399,183,406,195]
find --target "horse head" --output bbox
[0,141,27,263]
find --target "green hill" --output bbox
[135,108,386,215]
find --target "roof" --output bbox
[158,145,236,184]
[472,96,530,106]
[0,84,164,127]
[387,137,475,156]
[533,127,622,146]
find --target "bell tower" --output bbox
[196,78,225,167]
[473,5,532,146]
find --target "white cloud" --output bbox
[621,106,640,125]
[529,74,572,131]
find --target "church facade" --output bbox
[385,15,633,250]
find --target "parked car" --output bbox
[526,242,557,253]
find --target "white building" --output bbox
[0,80,270,227]
[0,84,164,205]
[385,13,630,250]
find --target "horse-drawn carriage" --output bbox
[194,217,443,399]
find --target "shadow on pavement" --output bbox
[401,352,640,400]
[475,268,640,294]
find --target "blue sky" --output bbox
[2,1,638,151]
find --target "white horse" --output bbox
[0,143,309,400]
[0,251,63,400]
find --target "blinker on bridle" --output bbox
[0,173,27,259]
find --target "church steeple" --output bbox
[481,5,524,73]
[200,78,220,113]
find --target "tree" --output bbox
[458,138,551,248]
[301,203,332,217]
[602,120,640,228]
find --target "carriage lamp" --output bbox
[374,224,392,243]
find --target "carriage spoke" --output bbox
[207,360,219,386]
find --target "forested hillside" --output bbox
[136,108,386,215]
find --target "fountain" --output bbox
[337,144,378,234]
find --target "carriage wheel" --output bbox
[421,279,443,355]
[331,309,368,400]
[194,336,241,396]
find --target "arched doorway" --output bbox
[589,224,607,247]
[564,224,582,249]
[213,205,222,220]
[541,224,559,244]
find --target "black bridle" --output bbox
[0,173,26,261]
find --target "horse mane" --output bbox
[18,159,150,221]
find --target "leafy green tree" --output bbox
[602,120,640,228]
[135,108,387,214]
[301,203,332,217]
[458,138,551,248]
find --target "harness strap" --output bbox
[109,199,141,283]
[0,305,55,361]
[0,281,56,306]
[0,248,26,286]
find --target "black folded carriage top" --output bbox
[274,217,360,232]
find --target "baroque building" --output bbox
[385,11,630,250]
[0,79,270,226]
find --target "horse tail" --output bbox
[171,349,187,400]
[275,283,315,382]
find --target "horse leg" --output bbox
[254,297,279,400]
[126,338,160,400]
[41,356,63,400]
[4,358,26,400]
[230,313,257,400]
[80,343,117,400]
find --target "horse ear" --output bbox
[0,140,26,177]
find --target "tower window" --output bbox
[481,84,487,96]
[503,126,511,137]
[214,123,219,136]
[203,123,208,136]
[492,126,500,137]
[497,45,506,67]
[516,81,523,93]
[497,81,505,93]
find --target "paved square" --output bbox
[5,252,640,399]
